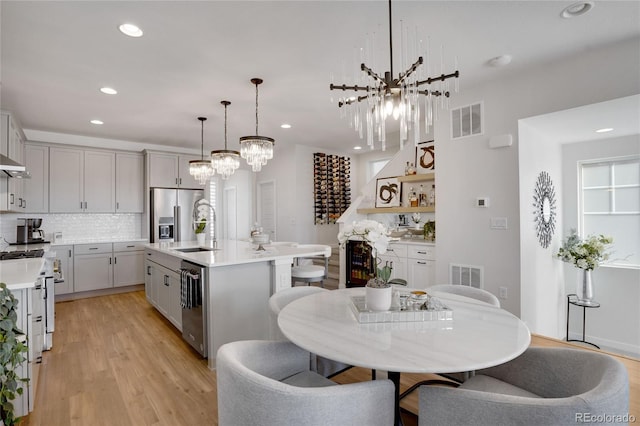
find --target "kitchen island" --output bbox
[144,240,331,369]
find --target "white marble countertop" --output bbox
[279,287,530,374]
[0,258,45,290]
[390,239,435,246]
[145,240,331,268]
[50,238,147,246]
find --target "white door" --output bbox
[257,180,276,241]
[224,186,237,240]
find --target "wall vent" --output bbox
[451,102,483,139]
[450,263,484,288]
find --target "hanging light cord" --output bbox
[224,103,228,149]
[200,118,205,160]
[254,82,259,136]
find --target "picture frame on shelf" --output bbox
[375,177,401,208]
[415,140,435,173]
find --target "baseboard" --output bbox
[567,331,640,359]
[55,284,144,302]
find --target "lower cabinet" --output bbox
[145,255,182,330]
[376,242,435,289]
[53,245,74,295]
[73,241,145,293]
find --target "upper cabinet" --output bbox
[147,151,204,189]
[1,112,26,212]
[49,147,115,213]
[23,143,49,213]
[115,153,144,213]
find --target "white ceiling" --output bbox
[1,1,639,154]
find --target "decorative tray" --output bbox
[349,296,453,323]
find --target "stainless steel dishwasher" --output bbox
[180,261,208,358]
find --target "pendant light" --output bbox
[211,101,241,180]
[239,78,274,172]
[189,117,214,185]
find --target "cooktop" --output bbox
[0,249,45,260]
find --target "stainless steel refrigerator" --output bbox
[150,188,204,243]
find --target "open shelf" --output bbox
[397,172,434,183]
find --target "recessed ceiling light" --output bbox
[595,128,614,133]
[487,54,512,67]
[90,119,104,125]
[119,23,143,37]
[280,124,291,129]
[100,87,117,95]
[561,1,594,18]
[353,146,362,150]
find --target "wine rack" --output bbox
[314,153,351,225]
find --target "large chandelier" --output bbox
[211,100,241,180]
[239,78,274,172]
[189,117,214,185]
[329,0,460,150]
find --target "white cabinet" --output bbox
[53,245,74,296]
[84,150,115,212]
[49,147,115,212]
[144,249,182,330]
[406,245,436,290]
[1,112,26,211]
[147,151,203,189]
[115,153,144,213]
[23,144,49,213]
[113,242,145,287]
[74,243,114,292]
[74,242,145,292]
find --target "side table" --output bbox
[566,294,600,349]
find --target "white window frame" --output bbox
[579,155,640,269]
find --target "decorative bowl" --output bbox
[407,228,424,236]
[389,229,408,238]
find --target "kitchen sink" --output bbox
[174,247,219,253]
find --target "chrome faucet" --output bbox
[193,198,217,247]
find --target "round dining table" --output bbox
[278,287,531,426]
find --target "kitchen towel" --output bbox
[180,268,201,309]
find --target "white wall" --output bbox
[435,36,640,320]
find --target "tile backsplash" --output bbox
[0,213,143,244]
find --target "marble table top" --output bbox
[279,288,531,374]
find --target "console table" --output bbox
[566,294,600,349]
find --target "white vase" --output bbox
[196,233,205,245]
[365,284,392,312]
[576,269,594,303]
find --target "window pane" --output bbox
[461,106,471,137]
[583,188,610,212]
[584,214,640,267]
[583,164,610,187]
[614,187,640,212]
[471,103,482,135]
[614,161,640,186]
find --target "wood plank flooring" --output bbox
[23,290,638,425]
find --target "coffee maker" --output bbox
[16,218,45,244]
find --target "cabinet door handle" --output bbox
[10,194,14,205]
[36,356,43,364]
[147,266,152,275]
[80,201,83,209]
[36,316,43,322]
[179,177,182,185]
[417,261,427,265]
[116,202,119,210]
[114,257,117,264]
[23,199,26,209]
[85,201,88,209]
[417,251,427,254]
[109,257,112,265]
[175,178,179,185]
[89,247,98,250]
[164,275,170,286]
[68,249,72,257]
[126,245,135,248]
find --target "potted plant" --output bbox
[338,220,394,311]
[194,217,206,245]
[556,229,613,304]
[0,283,29,426]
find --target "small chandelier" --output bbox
[189,117,214,185]
[239,78,274,172]
[330,0,460,150]
[211,100,241,180]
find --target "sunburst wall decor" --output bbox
[533,171,557,248]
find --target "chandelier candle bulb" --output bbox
[211,101,241,180]
[189,117,214,185]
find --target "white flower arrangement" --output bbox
[557,229,613,271]
[338,220,391,256]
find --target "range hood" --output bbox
[0,153,31,178]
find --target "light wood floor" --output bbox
[23,290,638,426]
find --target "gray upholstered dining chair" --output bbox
[269,286,351,378]
[428,284,500,307]
[418,347,629,426]
[216,340,395,426]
